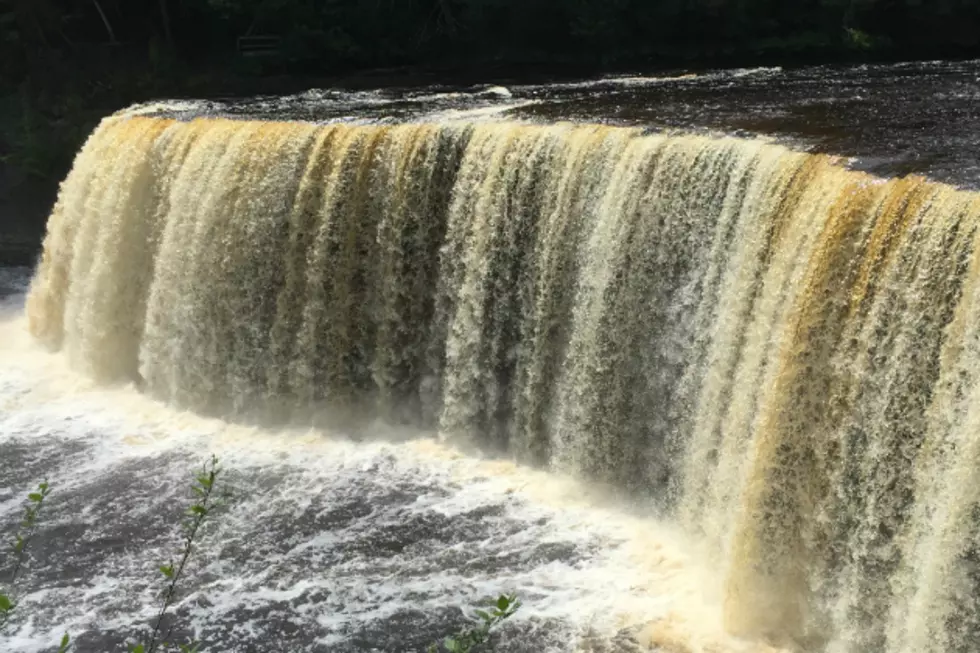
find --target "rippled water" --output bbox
[152,60,980,188]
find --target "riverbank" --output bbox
[0,168,55,267]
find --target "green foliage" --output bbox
[0,84,95,184]
[0,479,51,630]
[4,0,980,83]
[844,27,875,49]
[0,459,524,652]
[131,455,222,653]
[0,462,224,653]
[428,593,521,653]
[0,480,71,649]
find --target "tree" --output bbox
[91,0,118,43]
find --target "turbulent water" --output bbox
[8,71,980,652]
[0,270,765,653]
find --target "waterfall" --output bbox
[25,112,980,652]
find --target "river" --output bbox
[3,60,980,653]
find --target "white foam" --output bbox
[0,285,782,652]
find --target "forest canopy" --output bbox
[2,0,979,214]
[4,0,980,84]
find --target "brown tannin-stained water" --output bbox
[4,60,980,653]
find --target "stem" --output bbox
[145,458,218,653]
[436,0,458,35]
[1,481,50,629]
[158,0,174,48]
[10,489,48,586]
[91,0,118,43]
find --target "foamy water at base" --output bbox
[0,271,780,653]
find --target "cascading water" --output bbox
[18,107,980,652]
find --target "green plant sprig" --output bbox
[131,455,221,653]
[0,480,51,628]
[429,593,521,653]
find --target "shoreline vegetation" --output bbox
[3,0,980,266]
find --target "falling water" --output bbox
[24,111,980,652]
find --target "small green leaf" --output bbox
[473,609,491,622]
[0,594,14,611]
[38,482,50,493]
[496,595,510,611]
[189,504,207,516]
[129,644,145,653]
[159,564,174,578]
[28,492,43,502]
[58,632,71,652]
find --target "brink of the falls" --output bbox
[25,111,980,653]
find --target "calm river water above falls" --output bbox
[164,59,980,187]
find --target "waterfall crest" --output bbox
[27,114,980,652]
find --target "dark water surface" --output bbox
[157,59,980,189]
